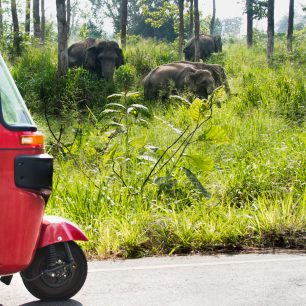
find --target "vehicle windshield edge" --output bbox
[0,54,36,131]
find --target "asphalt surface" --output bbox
[1,253,306,306]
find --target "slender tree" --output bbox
[11,0,21,55]
[25,0,30,34]
[287,0,294,52]
[267,0,274,65]
[56,0,68,75]
[178,0,184,59]
[67,0,70,37]
[0,0,3,38]
[246,0,253,47]
[121,0,127,49]
[25,0,31,34]
[246,0,268,47]
[194,0,199,61]
[188,0,194,38]
[33,0,41,38]
[41,0,45,42]
[210,0,216,35]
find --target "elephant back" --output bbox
[183,34,222,61]
[67,38,96,67]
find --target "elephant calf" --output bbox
[142,63,216,100]
[66,38,124,80]
[177,61,231,96]
[183,34,222,62]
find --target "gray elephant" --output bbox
[142,63,216,100]
[66,38,124,80]
[175,61,231,96]
[183,35,222,61]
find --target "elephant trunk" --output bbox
[207,84,215,95]
[100,60,116,80]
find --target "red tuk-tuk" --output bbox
[0,54,88,301]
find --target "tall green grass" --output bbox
[8,35,306,257]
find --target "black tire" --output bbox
[21,241,87,301]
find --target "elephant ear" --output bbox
[190,70,213,86]
[115,48,124,68]
[183,67,198,85]
[85,45,97,70]
[189,70,205,85]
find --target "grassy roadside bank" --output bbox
[10,34,306,258]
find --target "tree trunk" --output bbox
[189,0,193,38]
[121,0,128,49]
[41,0,45,42]
[33,0,41,39]
[246,0,253,47]
[178,0,184,59]
[56,0,68,75]
[267,0,274,65]
[0,0,3,37]
[11,0,21,55]
[210,0,216,35]
[25,0,30,34]
[194,0,200,61]
[67,0,70,38]
[287,0,294,52]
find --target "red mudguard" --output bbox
[37,216,88,248]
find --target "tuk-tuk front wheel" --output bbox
[21,241,87,301]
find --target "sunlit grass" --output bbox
[8,36,305,257]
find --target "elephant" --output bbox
[183,34,222,61]
[142,63,216,100]
[66,38,124,80]
[175,61,231,96]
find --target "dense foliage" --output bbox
[5,30,306,257]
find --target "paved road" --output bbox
[1,253,306,306]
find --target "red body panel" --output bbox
[38,216,88,248]
[0,124,88,276]
[0,125,45,275]
[0,125,44,150]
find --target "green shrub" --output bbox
[125,38,179,85]
[11,44,116,115]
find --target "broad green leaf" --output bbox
[101,109,122,116]
[127,104,151,117]
[198,125,231,144]
[184,154,214,172]
[169,95,191,106]
[126,92,141,98]
[107,93,124,99]
[129,104,149,110]
[108,122,124,128]
[154,148,172,160]
[129,136,148,148]
[103,143,118,163]
[189,98,204,122]
[181,167,211,199]
[104,103,126,110]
